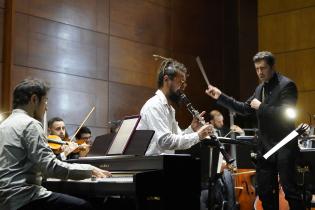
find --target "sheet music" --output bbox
[263,130,299,159]
[107,117,139,155]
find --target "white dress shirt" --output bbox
[138,90,200,155]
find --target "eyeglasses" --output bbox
[81,136,92,140]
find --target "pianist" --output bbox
[137,55,213,155]
[0,79,111,210]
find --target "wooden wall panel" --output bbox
[110,0,171,48]
[171,0,217,55]
[259,0,315,124]
[276,49,315,92]
[0,8,3,62]
[146,0,171,8]
[109,36,169,88]
[259,7,315,53]
[14,13,109,80]
[15,0,109,33]
[297,91,315,124]
[238,0,258,100]
[12,65,108,128]
[259,0,315,16]
[3,0,257,137]
[108,82,154,121]
[0,65,2,106]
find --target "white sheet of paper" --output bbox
[263,130,298,159]
[107,117,139,155]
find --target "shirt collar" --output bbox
[264,72,278,87]
[155,89,169,106]
[12,109,28,115]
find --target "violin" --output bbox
[72,139,90,154]
[47,134,67,152]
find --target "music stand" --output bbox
[107,115,141,155]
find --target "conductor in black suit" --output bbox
[205,51,304,210]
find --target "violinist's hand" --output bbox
[92,166,112,178]
[79,144,91,157]
[205,85,222,100]
[191,111,206,131]
[197,123,214,140]
[230,125,245,135]
[250,98,261,110]
[63,142,79,157]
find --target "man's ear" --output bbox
[30,94,38,105]
[163,75,169,82]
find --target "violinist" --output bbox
[48,117,79,160]
[0,79,111,210]
[74,126,92,157]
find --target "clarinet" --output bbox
[179,92,235,164]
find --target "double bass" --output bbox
[229,110,257,210]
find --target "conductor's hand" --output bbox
[197,123,214,140]
[250,98,261,110]
[191,111,206,131]
[92,166,112,178]
[205,85,222,100]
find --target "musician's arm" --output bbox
[24,122,93,180]
[140,106,200,151]
[217,93,255,116]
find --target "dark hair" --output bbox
[48,117,64,128]
[75,126,91,139]
[253,51,275,67]
[157,58,188,88]
[13,78,49,109]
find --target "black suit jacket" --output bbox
[217,72,298,154]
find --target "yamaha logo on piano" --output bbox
[99,164,110,168]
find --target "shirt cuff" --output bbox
[59,152,67,161]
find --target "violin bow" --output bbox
[70,106,95,142]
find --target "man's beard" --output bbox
[169,88,182,105]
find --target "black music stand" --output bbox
[296,150,315,208]
[235,143,256,169]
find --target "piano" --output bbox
[43,155,201,210]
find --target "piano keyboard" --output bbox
[46,175,134,184]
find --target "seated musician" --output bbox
[199,110,245,210]
[74,126,92,157]
[209,110,244,137]
[137,55,213,156]
[0,79,111,210]
[48,117,79,160]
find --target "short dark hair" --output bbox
[75,126,91,139]
[13,78,49,109]
[253,51,275,67]
[156,58,188,88]
[48,117,64,128]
